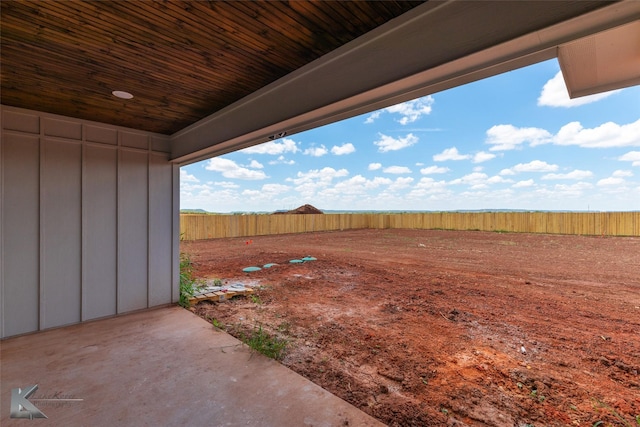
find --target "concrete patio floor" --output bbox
[1,306,383,426]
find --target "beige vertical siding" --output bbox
[1,106,179,338]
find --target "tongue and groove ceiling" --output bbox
[1,1,639,163]
[1,1,425,134]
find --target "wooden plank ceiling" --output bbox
[1,0,424,135]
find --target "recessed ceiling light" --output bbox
[112,90,134,99]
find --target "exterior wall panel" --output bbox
[149,154,173,307]
[1,134,40,336]
[83,145,118,320]
[117,150,149,313]
[41,139,82,329]
[0,106,178,338]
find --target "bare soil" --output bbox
[181,229,640,427]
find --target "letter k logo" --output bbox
[10,385,48,419]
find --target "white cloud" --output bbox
[180,181,212,194]
[551,119,640,148]
[241,138,299,155]
[289,167,349,200]
[407,177,450,198]
[304,145,328,157]
[449,173,489,189]
[597,177,625,186]
[596,170,633,187]
[449,172,510,189]
[239,189,261,198]
[500,160,559,175]
[472,151,496,163]
[487,176,509,184]
[374,133,418,152]
[180,169,199,182]
[288,167,349,186]
[613,170,633,177]
[420,165,450,175]
[180,184,242,212]
[205,158,268,180]
[330,143,355,156]
[322,175,393,197]
[260,183,291,194]
[384,96,435,125]
[486,124,552,151]
[388,177,414,191]
[368,177,393,188]
[268,155,295,165]
[364,111,381,124]
[248,160,264,169]
[368,163,382,171]
[537,71,621,108]
[529,182,595,200]
[619,151,640,166]
[512,179,535,188]
[415,177,448,190]
[213,181,239,189]
[486,119,640,151]
[240,183,292,203]
[364,96,435,125]
[383,166,412,174]
[554,182,594,193]
[433,147,470,162]
[328,176,370,195]
[542,169,593,180]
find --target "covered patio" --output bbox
[2,1,638,424]
[1,306,382,426]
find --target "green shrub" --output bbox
[241,323,287,360]
[179,253,195,308]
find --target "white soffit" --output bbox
[559,20,640,98]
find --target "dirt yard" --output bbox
[181,229,640,427]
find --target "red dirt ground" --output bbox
[181,229,640,427]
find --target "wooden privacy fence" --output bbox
[180,212,640,240]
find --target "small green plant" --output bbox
[209,317,223,329]
[179,253,196,308]
[636,415,640,426]
[241,323,287,360]
[249,294,262,305]
[212,278,222,286]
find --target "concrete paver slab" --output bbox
[1,306,384,426]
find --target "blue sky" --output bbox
[180,59,640,213]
